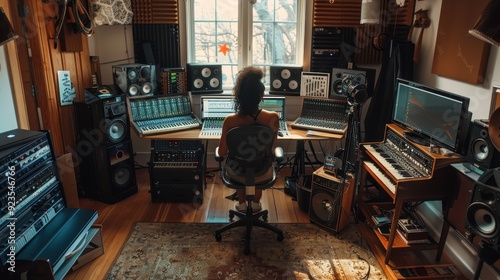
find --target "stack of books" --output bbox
[397,219,430,244]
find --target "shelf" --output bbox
[359,202,438,251]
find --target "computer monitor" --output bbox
[392,78,471,155]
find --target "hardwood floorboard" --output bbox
[65,167,309,280]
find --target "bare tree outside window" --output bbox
[192,0,299,87]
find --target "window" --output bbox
[186,0,306,89]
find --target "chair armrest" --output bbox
[215,146,224,162]
[274,147,284,163]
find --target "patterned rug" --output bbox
[107,222,388,280]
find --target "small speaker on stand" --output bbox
[466,119,500,172]
[186,63,223,94]
[269,65,302,96]
[113,63,157,96]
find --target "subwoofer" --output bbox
[75,93,137,204]
[113,63,157,96]
[309,167,354,233]
[466,119,500,171]
[186,63,223,94]
[465,168,500,245]
[269,65,302,96]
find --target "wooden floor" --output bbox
[65,167,309,280]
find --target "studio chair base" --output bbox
[215,193,284,255]
[214,124,285,255]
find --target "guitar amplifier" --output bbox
[309,167,354,233]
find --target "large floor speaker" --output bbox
[269,65,302,96]
[466,119,500,171]
[149,140,205,204]
[113,63,157,96]
[186,63,223,94]
[75,93,137,204]
[309,167,354,233]
[330,67,376,99]
[465,168,500,245]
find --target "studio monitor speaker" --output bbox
[186,63,223,94]
[330,67,376,100]
[113,63,157,96]
[465,168,500,245]
[269,65,302,96]
[466,119,500,171]
[77,141,138,204]
[75,94,137,204]
[309,167,354,233]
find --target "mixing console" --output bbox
[199,96,290,138]
[127,94,201,136]
[292,97,348,134]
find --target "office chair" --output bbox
[214,124,285,254]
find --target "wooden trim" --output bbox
[131,0,179,24]
[1,0,30,129]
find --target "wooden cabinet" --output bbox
[355,124,464,278]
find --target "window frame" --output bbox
[184,0,309,91]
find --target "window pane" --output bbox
[194,0,216,20]
[275,0,297,22]
[253,1,297,65]
[253,23,274,65]
[216,22,238,64]
[194,22,217,63]
[217,0,238,21]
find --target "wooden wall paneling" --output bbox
[431,0,491,84]
[26,0,64,154]
[2,0,30,129]
[21,0,92,155]
[131,0,179,24]
[313,0,362,27]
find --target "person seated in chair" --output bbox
[217,66,280,212]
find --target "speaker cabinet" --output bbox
[330,67,376,99]
[309,167,354,233]
[75,94,137,204]
[269,65,303,96]
[466,120,500,171]
[465,168,500,245]
[113,63,157,96]
[311,27,356,73]
[186,63,223,94]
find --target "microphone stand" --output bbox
[336,98,363,222]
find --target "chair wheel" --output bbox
[244,247,250,255]
[215,233,222,242]
[277,233,284,242]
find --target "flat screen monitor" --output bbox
[392,79,471,154]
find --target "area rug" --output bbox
[107,222,388,280]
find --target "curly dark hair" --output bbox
[233,66,265,116]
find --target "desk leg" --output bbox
[291,140,305,180]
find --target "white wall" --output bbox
[0,45,18,133]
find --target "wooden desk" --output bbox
[141,121,345,180]
[140,121,344,141]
